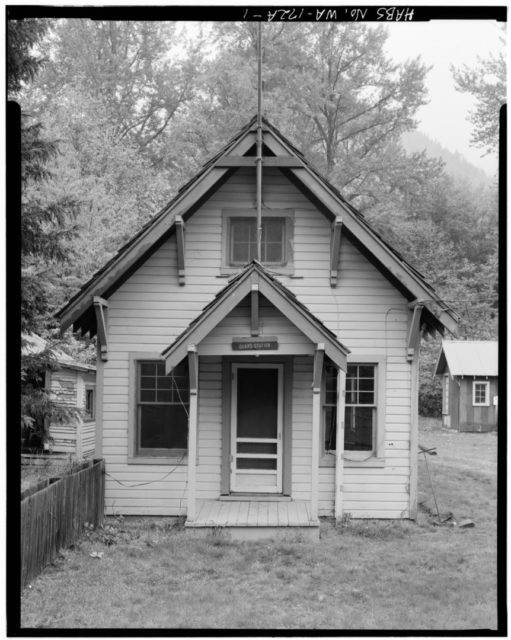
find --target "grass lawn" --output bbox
[19,418,498,631]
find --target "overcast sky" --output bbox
[384,19,504,177]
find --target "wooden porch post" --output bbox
[311,344,325,521]
[334,366,346,521]
[187,345,198,522]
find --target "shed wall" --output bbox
[458,377,498,432]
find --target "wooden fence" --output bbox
[20,459,105,587]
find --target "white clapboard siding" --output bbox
[200,301,313,356]
[101,167,412,516]
[196,358,222,499]
[292,357,313,502]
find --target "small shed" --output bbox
[435,340,498,432]
[23,335,97,457]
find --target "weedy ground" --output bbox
[20,418,498,630]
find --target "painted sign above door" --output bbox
[232,337,278,351]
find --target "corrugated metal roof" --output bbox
[436,340,498,377]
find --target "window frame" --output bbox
[221,209,295,275]
[320,355,386,468]
[127,353,189,465]
[84,385,95,422]
[472,380,490,407]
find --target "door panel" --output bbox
[231,365,283,493]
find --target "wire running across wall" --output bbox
[104,370,191,488]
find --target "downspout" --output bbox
[256,22,263,262]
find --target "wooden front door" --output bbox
[230,364,283,493]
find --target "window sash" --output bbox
[229,217,286,266]
[323,363,377,452]
[136,360,189,455]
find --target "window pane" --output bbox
[232,243,251,264]
[231,219,257,265]
[139,405,188,449]
[140,389,156,402]
[358,391,375,405]
[345,391,356,405]
[359,378,374,391]
[263,219,283,243]
[263,242,283,263]
[156,389,172,403]
[232,220,253,242]
[140,363,156,376]
[347,365,358,377]
[324,406,337,450]
[359,366,374,378]
[157,375,172,390]
[140,376,156,389]
[345,407,373,451]
[237,458,277,470]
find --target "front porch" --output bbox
[185,498,320,540]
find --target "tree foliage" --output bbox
[9,17,83,444]
[7,18,48,96]
[31,20,204,162]
[452,36,506,155]
[15,20,500,420]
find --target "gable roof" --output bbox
[162,260,350,373]
[435,340,498,377]
[57,115,459,337]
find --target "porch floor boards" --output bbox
[186,499,319,528]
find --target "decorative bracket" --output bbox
[93,296,108,362]
[175,215,186,286]
[312,343,325,394]
[330,217,343,287]
[407,304,424,361]
[187,344,198,394]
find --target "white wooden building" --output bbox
[23,334,97,457]
[58,118,458,537]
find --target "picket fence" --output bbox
[20,459,105,587]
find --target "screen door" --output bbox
[230,364,283,493]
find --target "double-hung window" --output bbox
[472,380,489,407]
[323,360,383,463]
[136,360,189,456]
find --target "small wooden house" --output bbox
[58,117,458,537]
[23,334,97,457]
[435,340,498,433]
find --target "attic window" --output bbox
[230,217,286,266]
[222,210,294,273]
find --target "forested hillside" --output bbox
[401,130,493,186]
[12,19,502,417]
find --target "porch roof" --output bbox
[161,261,350,372]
